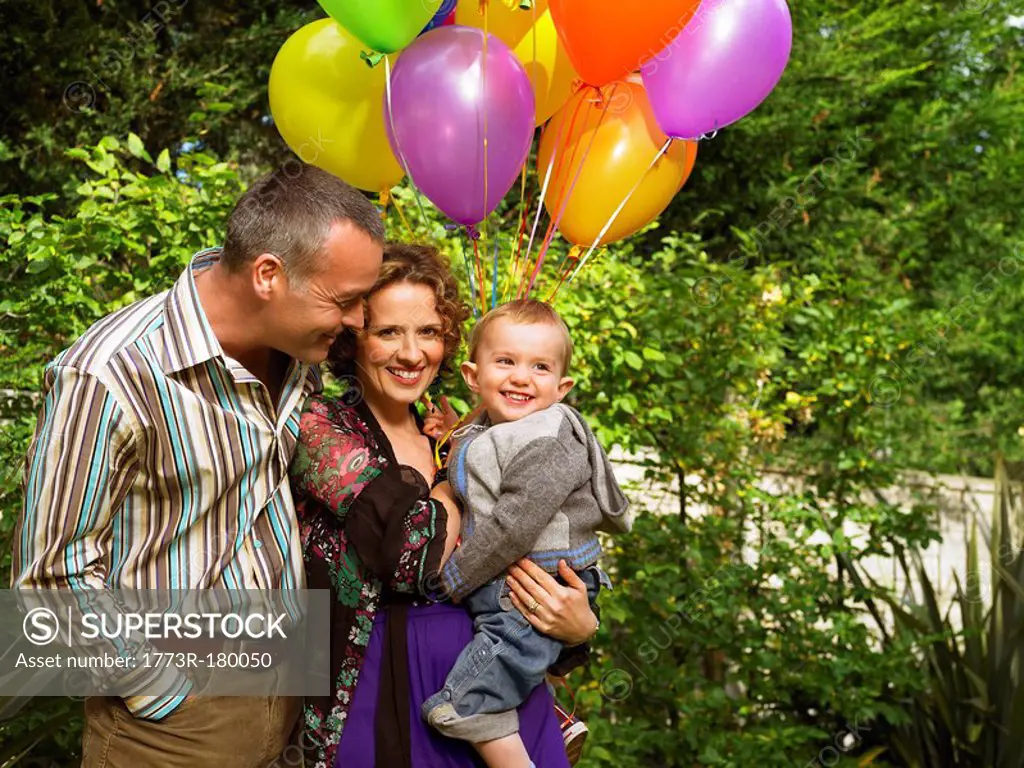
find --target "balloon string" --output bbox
[388,191,416,238]
[547,244,588,302]
[384,56,413,190]
[524,85,611,297]
[456,227,480,318]
[524,87,606,296]
[527,0,538,107]
[563,137,675,289]
[471,232,488,316]
[518,122,563,298]
[516,92,587,299]
[433,402,485,470]
[505,177,533,302]
[504,167,528,302]
[518,100,578,298]
[482,3,490,242]
[491,234,500,309]
[384,55,437,234]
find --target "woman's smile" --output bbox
[387,366,426,385]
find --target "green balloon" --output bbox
[316,0,442,54]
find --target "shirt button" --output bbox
[253,539,263,549]
[442,690,452,701]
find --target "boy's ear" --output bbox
[461,360,480,393]
[556,376,575,400]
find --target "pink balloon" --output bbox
[642,0,793,140]
[385,26,536,226]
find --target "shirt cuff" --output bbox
[121,667,194,720]
[440,557,471,603]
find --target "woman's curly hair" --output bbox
[326,242,470,380]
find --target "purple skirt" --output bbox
[335,601,570,768]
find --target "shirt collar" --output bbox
[161,248,323,404]
[161,248,224,375]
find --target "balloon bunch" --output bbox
[269,0,793,305]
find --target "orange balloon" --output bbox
[537,76,697,247]
[549,0,701,86]
[455,0,550,49]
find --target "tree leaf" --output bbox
[126,133,152,163]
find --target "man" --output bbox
[11,163,384,767]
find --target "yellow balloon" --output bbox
[455,0,549,49]
[537,76,697,247]
[512,8,578,125]
[269,19,404,193]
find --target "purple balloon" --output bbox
[641,0,793,140]
[385,26,535,226]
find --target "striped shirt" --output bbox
[12,248,321,718]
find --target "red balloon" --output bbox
[549,0,702,86]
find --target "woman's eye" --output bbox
[378,328,397,338]
[420,328,440,337]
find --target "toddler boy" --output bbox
[423,300,632,767]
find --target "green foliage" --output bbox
[1,0,1023,763]
[576,496,920,767]
[660,0,1024,477]
[852,458,1024,767]
[0,0,313,198]
[0,137,246,578]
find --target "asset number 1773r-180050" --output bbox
[141,651,274,669]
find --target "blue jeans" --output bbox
[421,567,602,743]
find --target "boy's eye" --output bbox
[496,357,513,365]
[534,363,551,372]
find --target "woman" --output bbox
[290,242,599,768]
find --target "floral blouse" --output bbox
[290,394,449,768]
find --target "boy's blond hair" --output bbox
[468,300,574,375]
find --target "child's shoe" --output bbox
[553,699,588,766]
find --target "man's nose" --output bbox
[341,303,364,330]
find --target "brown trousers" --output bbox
[81,696,304,768]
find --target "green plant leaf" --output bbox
[126,133,153,163]
[156,148,171,174]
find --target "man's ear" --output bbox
[252,253,286,299]
[461,360,480,393]
[556,376,575,400]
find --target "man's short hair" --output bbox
[468,299,574,375]
[221,163,385,284]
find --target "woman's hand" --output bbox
[506,559,598,646]
[421,395,459,439]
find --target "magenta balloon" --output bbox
[641,0,793,140]
[384,26,535,226]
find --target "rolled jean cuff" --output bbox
[421,696,520,743]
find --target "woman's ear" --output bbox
[461,360,480,393]
[557,376,575,400]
